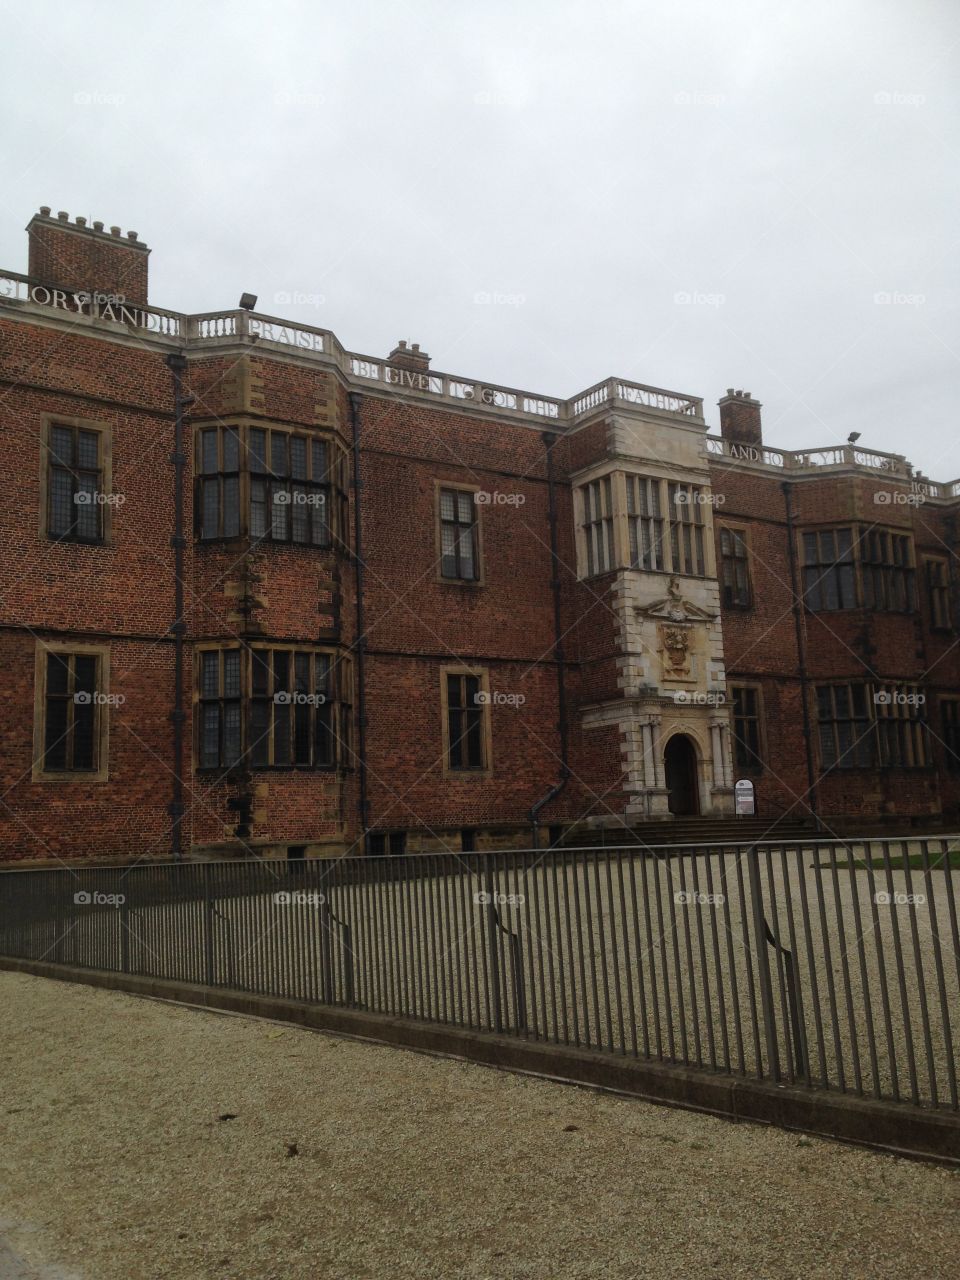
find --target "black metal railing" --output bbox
[1,838,957,1111]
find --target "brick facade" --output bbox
[1,209,958,864]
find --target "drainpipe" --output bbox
[782,480,820,825]
[530,431,570,847]
[348,392,370,851]
[165,353,191,860]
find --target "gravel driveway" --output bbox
[0,970,957,1280]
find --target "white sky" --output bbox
[1,0,957,477]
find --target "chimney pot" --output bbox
[719,388,763,448]
[28,209,149,305]
[388,340,431,372]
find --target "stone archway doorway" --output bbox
[664,734,700,816]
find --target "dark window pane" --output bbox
[312,440,328,480]
[200,430,219,473]
[223,650,241,698]
[466,713,484,767]
[50,426,73,464]
[249,429,267,473]
[49,468,75,537]
[44,699,68,770]
[252,651,269,696]
[273,651,289,692]
[222,476,240,537]
[270,435,287,476]
[250,478,267,539]
[77,430,99,469]
[47,653,69,695]
[271,491,289,540]
[311,492,329,546]
[448,710,462,768]
[71,699,96,770]
[201,704,220,769]
[222,428,239,472]
[75,475,100,540]
[316,655,330,696]
[202,478,219,538]
[447,674,462,709]
[291,485,309,543]
[316,703,333,765]
[201,652,220,698]
[294,703,311,764]
[290,437,307,480]
[273,704,291,765]
[74,655,97,695]
[250,700,270,766]
[223,703,241,766]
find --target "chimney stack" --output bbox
[26,207,150,305]
[718,388,763,447]
[388,340,431,373]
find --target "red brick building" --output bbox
[1,208,958,864]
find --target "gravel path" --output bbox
[1,971,958,1280]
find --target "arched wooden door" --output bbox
[664,734,700,815]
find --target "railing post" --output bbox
[483,860,503,1033]
[320,902,334,1004]
[746,851,781,1081]
[203,863,215,987]
[119,892,130,975]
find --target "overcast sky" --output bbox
[1,0,957,477]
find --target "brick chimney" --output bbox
[27,208,150,305]
[388,340,430,372]
[718,388,763,447]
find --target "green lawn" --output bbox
[852,848,960,872]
